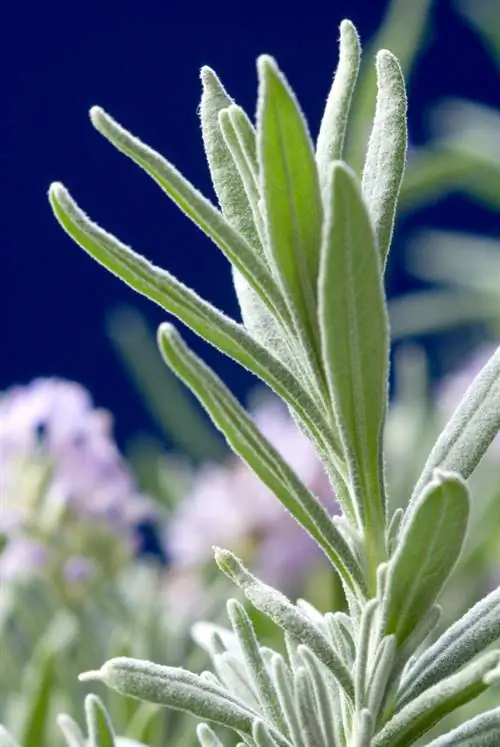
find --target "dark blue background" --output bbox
[2,0,498,446]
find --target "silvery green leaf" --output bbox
[213,652,261,711]
[199,67,261,253]
[47,183,342,477]
[361,50,407,266]
[227,600,287,733]
[398,586,500,708]
[316,20,361,192]
[411,346,500,504]
[382,471,469,646]
[256,54,325,386]
[318,160,389,568]
[89,107,289,330]
[158,323,365,594]
[85,695,116,747]
[372,651,500,747]
[389,605,442,688]
[79,657,274,743]
[298,646,339,747]
[385,508,404,557]
[271,655,302,746]
[295,667,323,747]
[252,719,282,747]
[196,723,225,747]
[366,635,397,720]
[324,613,356,668]
[352,709,373,747]
[354,599,379,710]
[424,707,500,747]
[0,728,19,747]
[199,68,298,376]
[215,548,354,701]
[57,715,86,747]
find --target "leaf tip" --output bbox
[78,668,103,683]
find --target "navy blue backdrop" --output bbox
[2,0,498,447]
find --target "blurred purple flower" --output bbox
[166,396,337,590]
[438,345,500,455]
[0,378,154,581]
[0,537,49,581]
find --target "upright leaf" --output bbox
[382,471,469,647]
[319,160,389,572]
[316,19,361,191]
[411,346,500,506]
[425,708,500,747]
[361,50,407,266]
[257,55,325,384]
[86,695,116,747]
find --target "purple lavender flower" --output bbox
[0,378,154,583]
[166,396,337,591]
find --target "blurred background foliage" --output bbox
[1,0,499,744]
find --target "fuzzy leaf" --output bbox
[57,715,86,747]
[425,708,500,747]
[79,658,277,743]
[319,161,389,564]
[47,183,342,476]
[196,723,225,747]
[257,54,324,376]
[398,585,500,708]
[215,548,355,701]
[158,323,364,593]
[361,50,407,266]
[382,471,469,646]
[411,346,500,503]
[253,719,282,747]
[298,646,339,747]
[89,107,289,329]
[316,19,361,190]
[295,667,324,747]
[372,651,500,747]
[86,695,116,747]
[227,600,287,733]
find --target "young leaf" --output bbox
[319,160,389,570]
[397,585,500,708]
[47,182,343,477]
[157,322,364,593]
[424,708,500,747]
[227,600,287,734]
[382,471,469,647]
[316,19,361,191]
[79,658,274,743]
[57,715,86,747]
[253,719,282,747]
[257,54,325,380]
[411,346,500,505]
[85,695,116,747]
[89,107,289,329]
[295,666,324,747]
[372,651,500,747]
[196,723,225,747]
[361,50,407,266]
[298,646,339,747]
[215,548,355,701]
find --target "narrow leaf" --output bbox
[253,719,282,747]
[316,19,361,190]
[411,346,500,504]
[227,600,287,733]
[57,715,86,747]
[382,471,469,646]
[89,106,289,328]
[425,708,500,747]
[47,182,343,479]
[85,695,116,747]
[372,651,500,747]
[215,548,355,701]
[398,585,500,708]
[298,646,339,747]
[196,723,225,747]
[79,657,275,743]
[362,50,407,265]
[295,667,324,747]
[257,55,324,376]
[319,160,389,566]
[158,323,364,593]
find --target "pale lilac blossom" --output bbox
[0,378,153,582]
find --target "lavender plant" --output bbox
[40,16,500,747]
